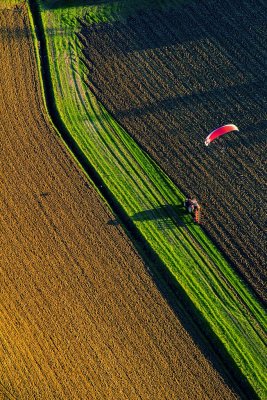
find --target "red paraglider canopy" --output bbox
[205,124,239,146]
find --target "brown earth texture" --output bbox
[79,0,267,304]
[0,4,241,400]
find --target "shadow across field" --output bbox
[113,80,267,119]
[42,0,154,9]
[42,0,186,12]
[42,0,117,9]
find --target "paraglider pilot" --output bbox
[184,195,200,214]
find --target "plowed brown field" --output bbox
[80,0,267,304]
[0,4,239,400]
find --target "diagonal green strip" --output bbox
[32,1,267,398]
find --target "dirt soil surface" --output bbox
[0,5,240,400]
[80,0,267,304]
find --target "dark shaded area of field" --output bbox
[79,0,267,303]
[42,0,112,8]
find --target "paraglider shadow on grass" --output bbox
[108,203,192,229]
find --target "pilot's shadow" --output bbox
[107,204,192,229]
[131,204,191,230]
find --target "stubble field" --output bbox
[79,0,267,304]
[0,4,240,399]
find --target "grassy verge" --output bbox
[29,1,267,398]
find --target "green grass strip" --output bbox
[31,1,267,398]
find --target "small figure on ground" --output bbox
[184,194,193,212]
[191,197,200,212]
[184,195,201,223]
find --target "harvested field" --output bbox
[79,0,267,304]
[0,4,241,400]
[0,0,22,8]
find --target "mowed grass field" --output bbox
[79,0,267,304]
[36,0,267,398]
[0,3,242,399]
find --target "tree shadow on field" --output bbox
[42,0,122,9]
[42,0,184,11]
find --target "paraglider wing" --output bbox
[205,124,239,146]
